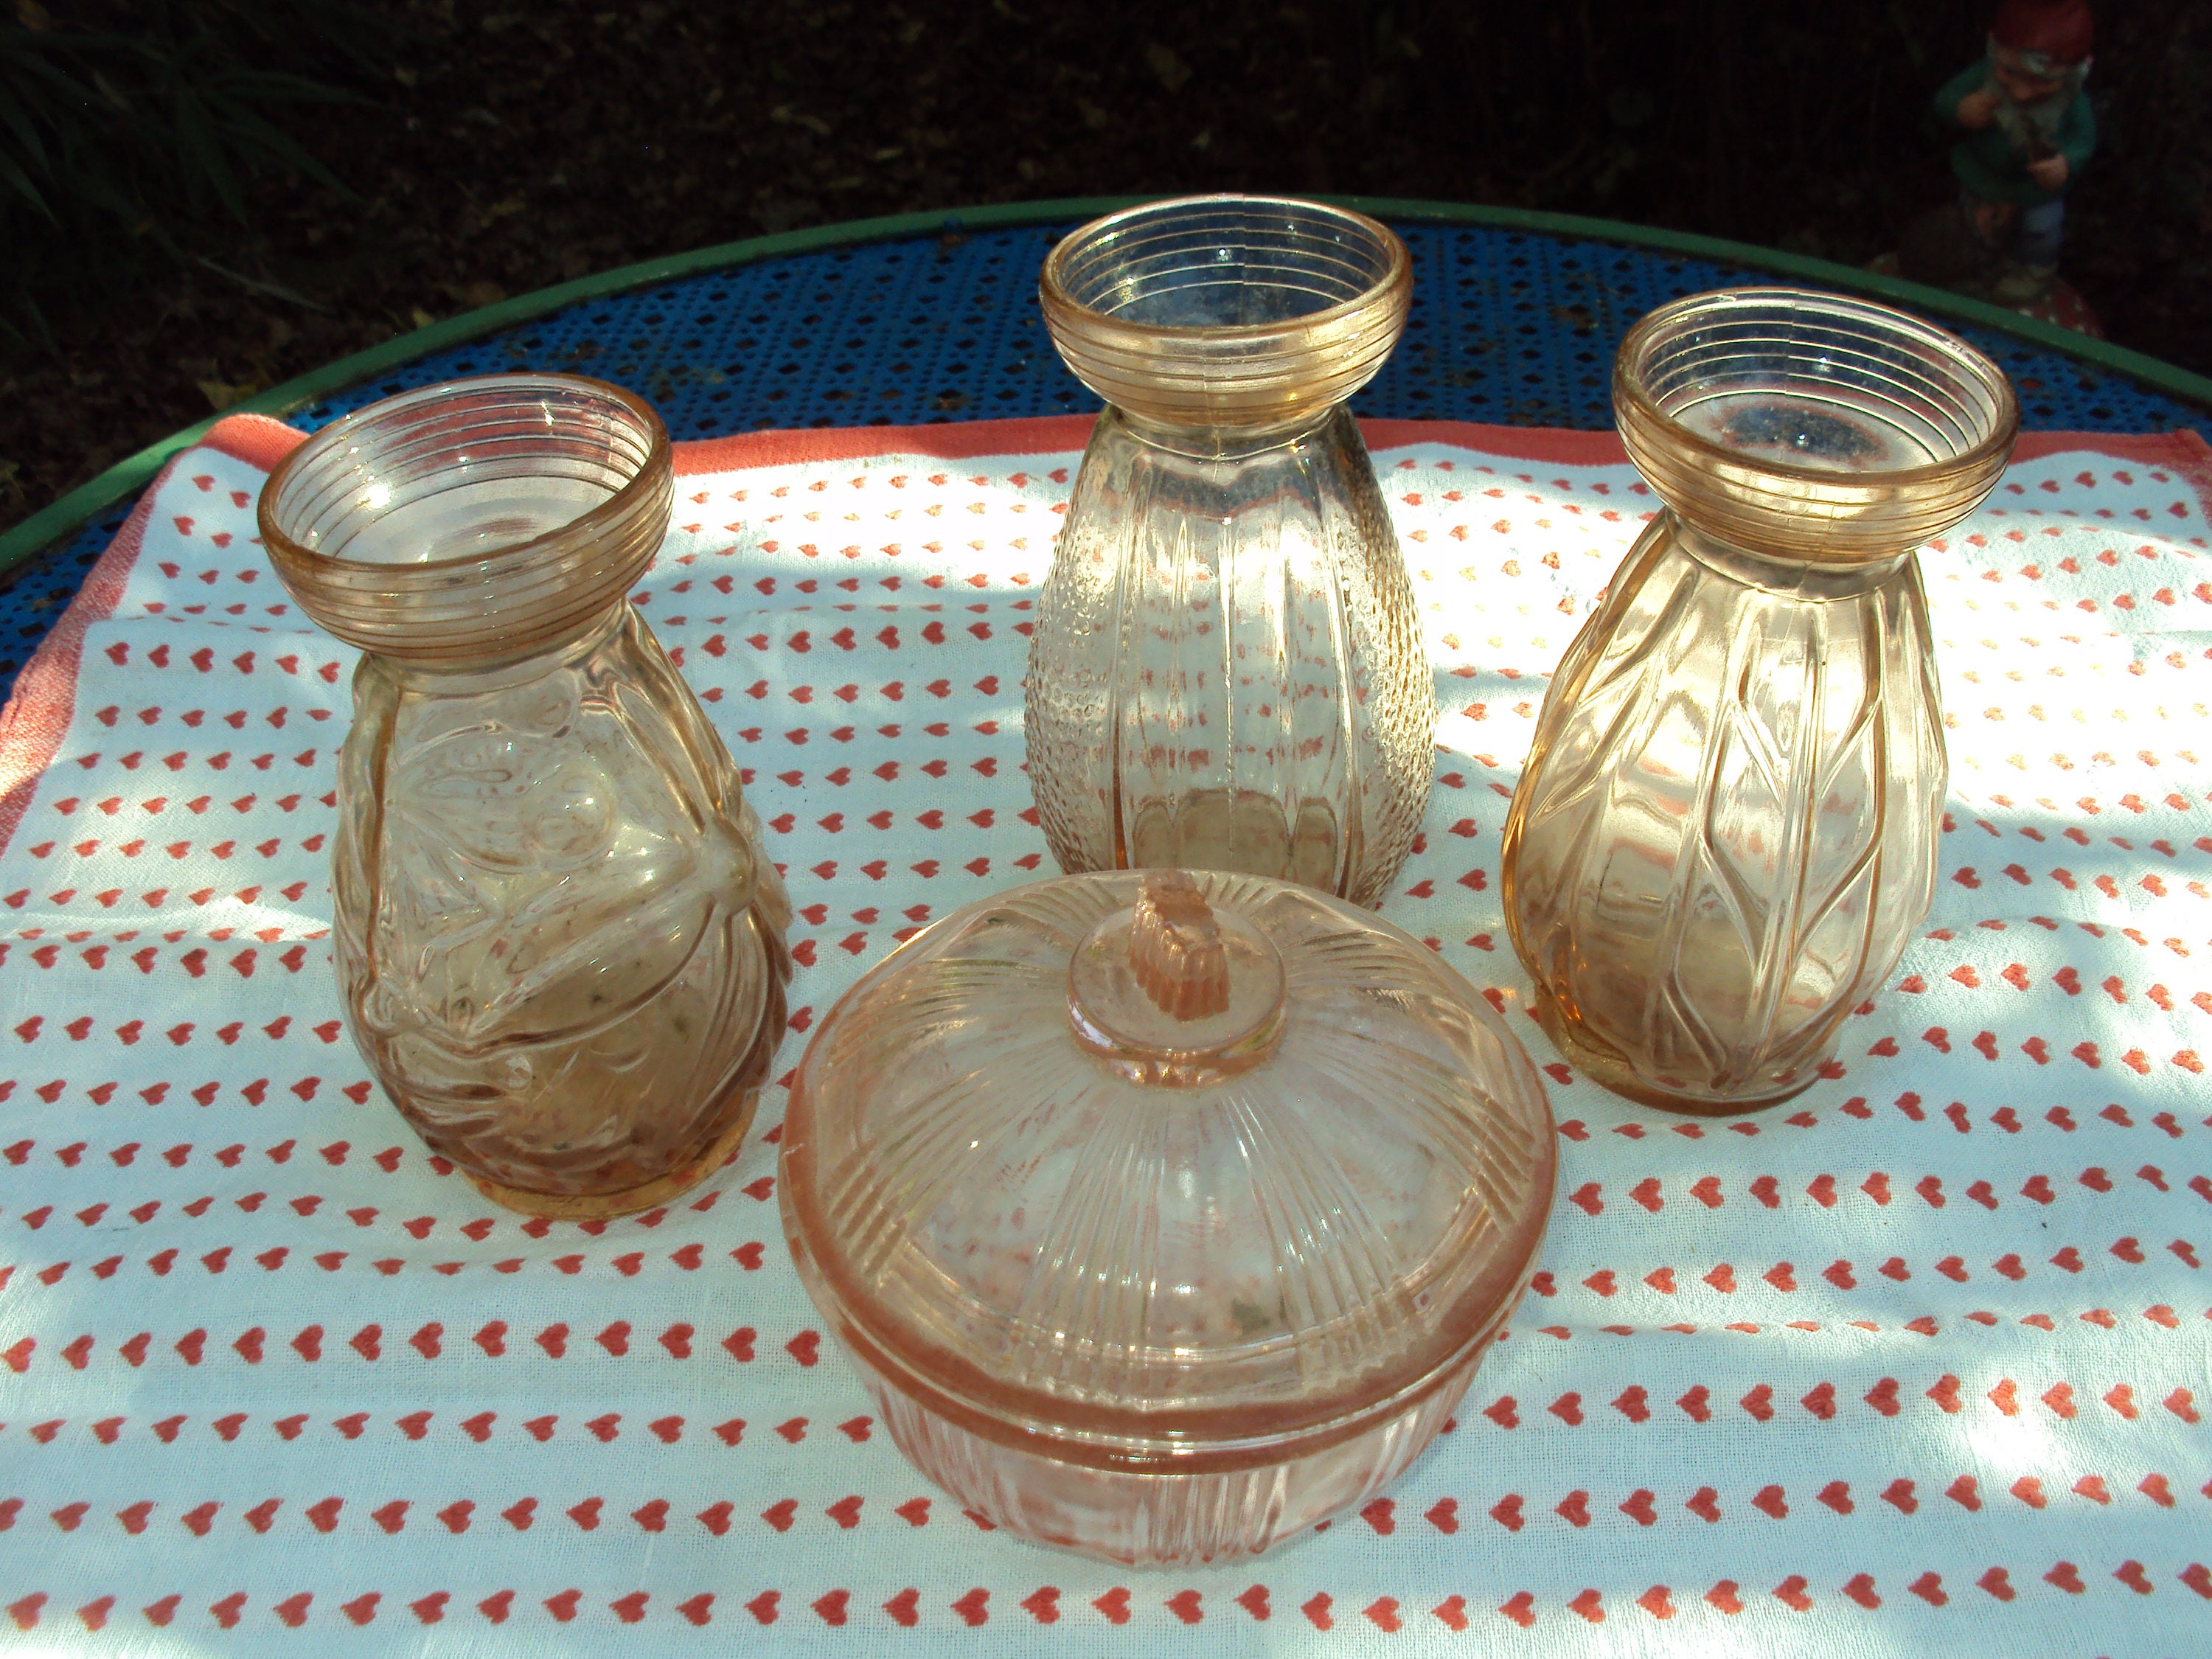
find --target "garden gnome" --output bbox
[1924,0,2096,304]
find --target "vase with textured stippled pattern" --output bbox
[1026,196,1436,906]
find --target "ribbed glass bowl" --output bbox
[779,868,1555,1564]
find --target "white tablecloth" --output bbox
[0,410,2206,1656]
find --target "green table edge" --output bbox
[7,192,2210,579]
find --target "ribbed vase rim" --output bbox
[257,372,670,577]
[1613,286,2021,490]
[1039,194,1412,343]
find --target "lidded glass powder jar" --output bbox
[260,374,791,1217]
[779,868,1554,1565]
[1502,288,2017,1113]
[1025,196,1436,905]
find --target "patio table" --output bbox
[5,196,2209,706]
[0,201,2208,1658]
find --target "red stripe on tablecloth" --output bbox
[670,416,1648,473]
[2013,428,2212,535]
[1361,420,1636,465]
[2015,427,2207,467]
[1368,425,2212,473]
[674,416,1099,473]
[2070,425,2211,525]
[201,411,309,474]
[0,465,171,858]
[0,414,304,860]
[672,417,2211,479]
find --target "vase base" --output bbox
[1531,993,1823,1118]
[463,1089,761,1219]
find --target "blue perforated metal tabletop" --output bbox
[4,211,2205,709]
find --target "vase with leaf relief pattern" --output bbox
[1502,288,2017,1113]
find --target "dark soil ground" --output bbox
[4,0,2209,538]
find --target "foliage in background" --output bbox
[0,0,388,342]
[1310,0,2205,289]
[1,0,2208,541]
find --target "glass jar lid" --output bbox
[780,869,1556,1470]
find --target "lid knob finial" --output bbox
[1131,872,1230,1020]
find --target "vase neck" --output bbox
[1671,515,1913,600]
[366,600,631,692]
[1108,400,1342,458]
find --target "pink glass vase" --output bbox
[1026,197,1436,905]
[1502,288,2018,1113]
[260,374,791,1214]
